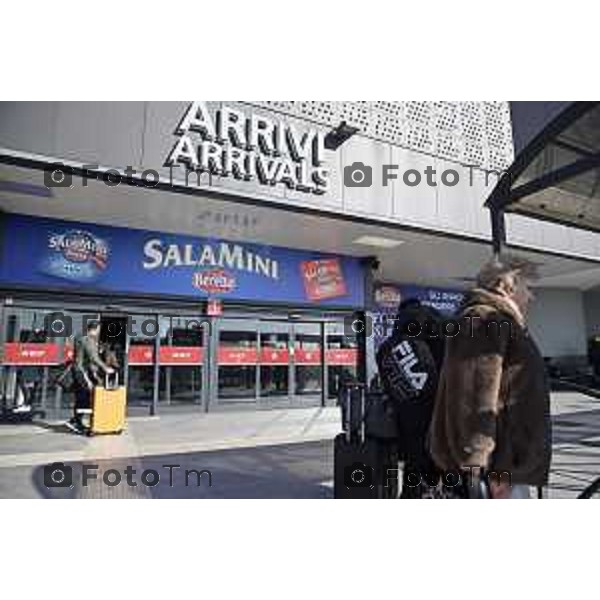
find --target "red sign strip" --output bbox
[128,345,154,365]
[159,346,204,365]
[325,348,358,366]
[218,347,258,365]
[294,348,322,365]
[2,343,63,365]
[260,348,290,365]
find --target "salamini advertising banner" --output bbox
[0,214,365,308]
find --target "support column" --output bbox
[151,333,159,417]
[356,256,378,386]
[490,206,507,256]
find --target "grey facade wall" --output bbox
[529,288,588,358]
[583,290,600,338]
[0,101,598,260]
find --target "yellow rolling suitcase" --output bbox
[89,373,126,435]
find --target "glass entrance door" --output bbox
[126,313,157,408]
[214,319,259,404]
[258,321,291,405]
[0,306,105,417]
[292,322,323,403]
[158,316,207,407]
[326,321,359,400]
[211,318,329,407]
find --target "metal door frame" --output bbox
[290,321,326,406]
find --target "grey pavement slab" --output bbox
[1,392,600,498]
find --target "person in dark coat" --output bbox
[429,255,551,499]
[376,298,446,498]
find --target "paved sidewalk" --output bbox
[0,406,342,468]
[1,392,599,498]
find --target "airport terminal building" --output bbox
[0,101,599,415]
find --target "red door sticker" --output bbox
[159,346,204,365]
[128,345,155,365]
[325,348,358,366]
[2,343,63,365]
[294,348,322,365]
[260,348,290,364]
[218,347,258,365]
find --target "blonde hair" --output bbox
[476,254,538,291]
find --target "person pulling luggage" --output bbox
[67,320,114,434]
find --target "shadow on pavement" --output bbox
[27,440,335,499]
[32,421,76,435]
[31,463,79,499]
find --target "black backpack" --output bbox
[375,303,445,458]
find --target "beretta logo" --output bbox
[192,269,236,294]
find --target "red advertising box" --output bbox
[128,345,155,365]
[159,346,204,365]
[2,342,63,365]
[218,347,258,365]
[300,258,347,301]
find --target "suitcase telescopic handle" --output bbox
[105,371,119,390]
[345,385,352,444]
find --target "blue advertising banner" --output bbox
[374,282,464,315]
[0,214,365,308]
[372,282,465,349]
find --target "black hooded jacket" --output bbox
[376,301,446,460]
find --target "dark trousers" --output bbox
[72,383,91,426]
[400,455,441,498]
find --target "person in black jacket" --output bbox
[376,299,445,498]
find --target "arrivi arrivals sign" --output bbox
[166,101,330,195]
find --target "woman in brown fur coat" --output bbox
[429,255,551,499]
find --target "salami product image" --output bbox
[300,258,347,301]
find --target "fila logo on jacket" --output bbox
[391,341,428,391]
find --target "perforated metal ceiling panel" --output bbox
[245,101,514,173]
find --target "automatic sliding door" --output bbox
[326,321,358,399]
[159,316,205,406]
[217,321,258,402]
[127,314,158,407]
[259,323,290,400]
[293,323,323,401]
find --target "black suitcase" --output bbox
[334,383,399,499]
[333,434,399,498]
